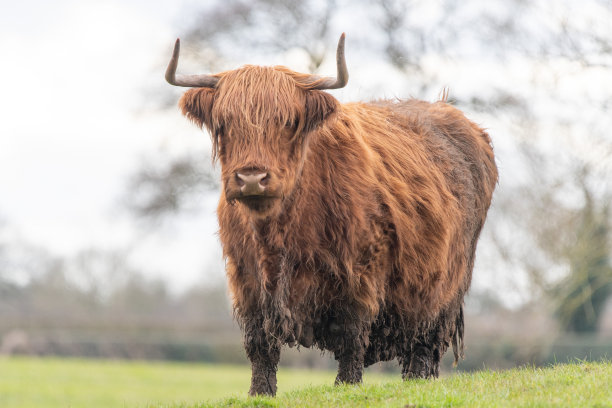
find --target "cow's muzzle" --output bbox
[236,171,269,196]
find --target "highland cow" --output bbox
[165,33,497,396]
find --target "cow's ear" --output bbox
[179,88,216,130]
[303,90,338,133]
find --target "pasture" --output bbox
[0,357,609,407]
[0,356,387,407]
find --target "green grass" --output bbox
[201,361,611,408]
[1,357,610,408]
[0,356,388,407]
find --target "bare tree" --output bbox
[124,153,219,220]
[440,0,612,331]
[186,0,339,72]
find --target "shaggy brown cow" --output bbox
[165,34,497,396]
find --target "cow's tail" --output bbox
[451,304,465,366]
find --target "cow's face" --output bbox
[180,66,338,218]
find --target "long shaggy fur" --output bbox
[177,64,497,396]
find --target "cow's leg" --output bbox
[333,321,368,385]
[248,345,280,396]
[244,320,281,396]
[401,305,462,380]
[398,349,411,379]
[401,342,440,379]
[336,348,365,384]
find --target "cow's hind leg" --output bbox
[401,304,464,380]
[401,342,440,379]
[244,319,281,396]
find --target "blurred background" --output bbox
[1,0,611,374]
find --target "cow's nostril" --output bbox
[259,174,270,187]
[235,173,246,187]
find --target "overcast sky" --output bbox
[0,0,229,289]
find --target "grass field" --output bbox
[219,361,611,408]
[0,356,389,407]
[1,357,610,407]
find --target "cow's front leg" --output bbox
[248,345,280,396]
[335,348,364,384]
[333,321,368,385]
[244,320,281,396]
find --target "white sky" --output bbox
[0,0,225,290]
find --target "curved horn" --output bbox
[305,33,349,90]
[165,39,219,88]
